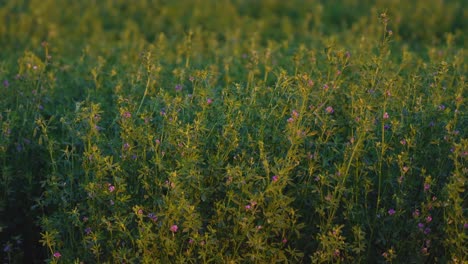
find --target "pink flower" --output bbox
[170,225,178,233]
[271,175,279,182]
[426,216,432,223]
[325,106,334,114]
[383,112,389,119]
[245,205,251,210]
[108,185,115,192]
[388,208,396,215]
[292,110,299,118]
[282,238,288,244]
[424,183,430,191]
[122,111,131,118]
[53,252,61,258]
[206,98,213,105]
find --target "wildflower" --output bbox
[292,110,299,118]
[85,227,92,235]
[287,117,294,123]
[82,216,89,222]
[245,205,251,210]
[256,225,262,230]
[123,143,130,150]
[418,223,424,229]
[421,247,428,254]
[155,139,161,144]
[388,208,396,216]
[325,106,334,114]
[53,252,61,258]
[336,70,341,75]
[424,227,431,234]
[122,111,131,118]
[400,139,407,145]
[308,80,314,87]
[412,209,420,218]
[402,166,409,173]
[3,244,11,252]
[426,216,432,223]
[189,76,194,82]
[282,238,288,244]
[170,225,178,233]
[3,80,9,87]
[206,98,213,105]
[271,175,279,182]
[137,209,143,215]
[189,238,194,244]
[424,183,430,191]
[383,112,389,119]
[323,84,329,91]
[384,124,390,130]
[438,104,445,111]
[464,223,468,229]
[345,51,351,58]
[108,185,115,192]
[175,84,182,91]
[148,213,158,222]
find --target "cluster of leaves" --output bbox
[0,0,466,263]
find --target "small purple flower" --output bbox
[82,216,89,222]
[345,51,351,58]
[325,106,334,114]
[400,139,407,145]
[206,98,213,105]
[438,104,445,111]
[418,223,425,229]
[245,205,251,210]
[175,84,182,91]
[123,142,130,150]
[53,252,61,258]
[323,84,329,91]
[426,216,432,223]
[388,208,396,216]
[463,223,468,229]
[383,112,389,119]
[3,80,9,87]
[424,183,430,191]
[189,238,194,244]
[271,175,279,182]
[108,185,115,192]
[85,227,92,235]
[424,227,431,234]
[3,244,11,252]
[148,213,158,222]
[170,225,178,233]
[384,124,390,130]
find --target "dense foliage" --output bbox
[0,0,466,263]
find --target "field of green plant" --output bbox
[0,0,466,263]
